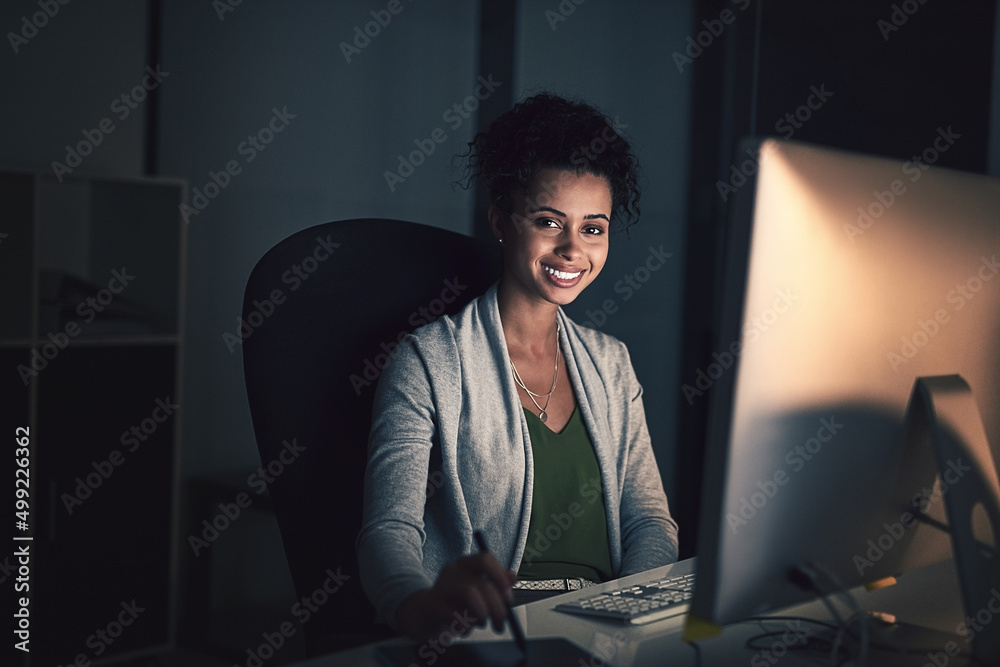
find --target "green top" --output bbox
[517,405,613,582]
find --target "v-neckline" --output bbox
[523,404,578,436]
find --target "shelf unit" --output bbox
[1,169,186,666]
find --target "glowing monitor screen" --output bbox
[690,138,1000,626]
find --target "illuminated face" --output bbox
[490,168,612,307]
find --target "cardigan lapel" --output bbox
[556,308,624,575]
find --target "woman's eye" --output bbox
[536,218,560,228]
[584,225,606,235]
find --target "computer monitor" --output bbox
[688,139,1000,632]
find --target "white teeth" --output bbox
[544,265,583,280]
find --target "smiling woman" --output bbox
[356,93,679,642]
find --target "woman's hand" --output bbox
[395,553,518,642]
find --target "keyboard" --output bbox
[554,572,695,624]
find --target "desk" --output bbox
[295,558,975,667]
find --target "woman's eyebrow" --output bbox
[530,205,567,217]
[531,206,610,223]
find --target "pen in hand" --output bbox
[473,530,527,656]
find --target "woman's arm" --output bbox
[356,334,438,629]
[615,345,680,574]
[356,333,515,639]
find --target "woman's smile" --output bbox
[542,263,585,285]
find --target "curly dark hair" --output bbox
[461,92,641,231]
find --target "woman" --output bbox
[357,92,679,641]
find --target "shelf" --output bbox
[0,168,186,666]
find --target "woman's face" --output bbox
[490,168,612,308]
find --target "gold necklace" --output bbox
[509,321,560,423]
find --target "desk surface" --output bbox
[296,558,974,667]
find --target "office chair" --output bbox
[241,218,501,655]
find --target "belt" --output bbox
[512,578,599,592]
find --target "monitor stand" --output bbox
[902,375,1000,664]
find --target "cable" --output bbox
[741,611,998,667]
[812,563,871,665]
[741,615,846,665]
[789,563,886,665]
[687,638,702,667]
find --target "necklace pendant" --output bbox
[539,410,548,423]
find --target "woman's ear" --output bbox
[488,205,507,243]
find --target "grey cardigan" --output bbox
[356,283,679,629]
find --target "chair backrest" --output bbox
[241,218,500,655]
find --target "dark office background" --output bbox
[1,0,997,664]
